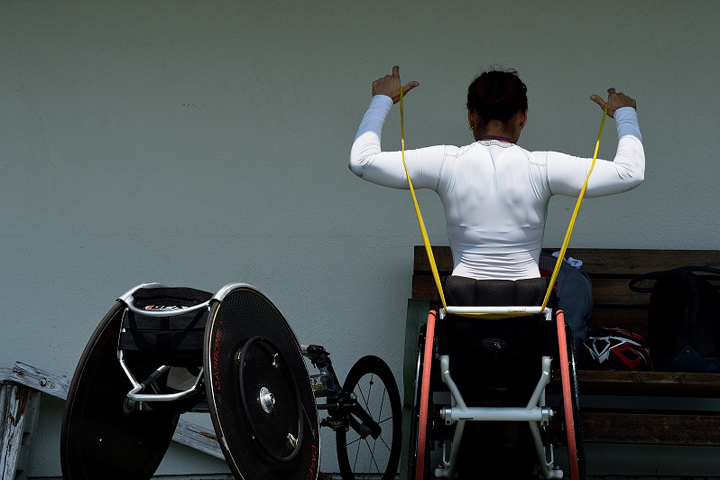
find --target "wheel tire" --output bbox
[408,310,437,480]
[565,323,586,480]
[408,324,426,480]
[336,355,402,480]
[556,311,585,480]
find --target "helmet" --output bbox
[580,327,651,370]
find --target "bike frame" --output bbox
[301,345,382,439]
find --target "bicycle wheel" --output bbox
[336,355,402,480]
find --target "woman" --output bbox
[350,66,643,281]
[350,66,644,478]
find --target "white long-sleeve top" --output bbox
[350,95,645,280]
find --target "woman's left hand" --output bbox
[372,65,419,104]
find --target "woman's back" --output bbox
[350,91,643,280]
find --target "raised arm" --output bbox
[349,67,447,190]
[546,88,644,197]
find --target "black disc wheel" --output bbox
[205,285,320,480]
[61,302,180,480]
[565,323,586,480]
[336,355,402,480]
[236,335,303,464]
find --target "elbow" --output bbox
[348,159,364,177]
[624,163,645,190]
[349,141,371,178]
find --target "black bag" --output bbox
[539,252,593,350]
[630,266,720,372]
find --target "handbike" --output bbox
[303,344,402,480]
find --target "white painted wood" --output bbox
[1,383,41,480]
[172,420,224,460]
[13,389,41,480]
[9,363,69,400]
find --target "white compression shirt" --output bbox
[350,95,645,280]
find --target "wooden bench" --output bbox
[404,246,720,448]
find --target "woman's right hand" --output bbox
[591,88,636,118]
[372,65,420,104]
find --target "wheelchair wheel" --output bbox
[556,311,586,480]
[409,310,437,480]
[61,302,179,480]
[204,285,320,480]
[336,355,402,480]
[565,321,586,479]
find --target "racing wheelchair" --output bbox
[408,276,585,479]
[60,283,402,480]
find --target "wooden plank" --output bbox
[563,248,720,276]
[413,245,453,273]
[589,277,649,306]
[172,420,224,460]
[582,412,720,445]
[413,274,654,306]
[8,362,223,459]
[558,371,720,397]
[411,275,442,301]
[10,363,70,400]
[14,389,41,480]
[0,384,41,479]
[413,246,720,275]
[587,308,650,336]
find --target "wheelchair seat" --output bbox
[119,287,212,367]
[439,276,556,390]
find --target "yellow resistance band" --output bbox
[399,85,609,317]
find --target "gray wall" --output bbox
[2,0,719,477]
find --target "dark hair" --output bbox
[466,69,528,125]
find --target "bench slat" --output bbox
[568,371,720,397]
[413,274,655,307]
[583,412,720,445]
[413,246,720,276]
[587,308,650,336]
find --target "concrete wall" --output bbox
[1,0,719,477]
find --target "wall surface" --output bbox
[2,0,720,477]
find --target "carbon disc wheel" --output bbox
[61,302,179,480]
[204,285,320,480]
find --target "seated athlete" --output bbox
[350,66,643,281]
[350,66,644,478]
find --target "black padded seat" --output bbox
[438,276,556,389]
[119,287,213,367]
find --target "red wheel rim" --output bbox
[556,310,580,480]
[415,309,437,480]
